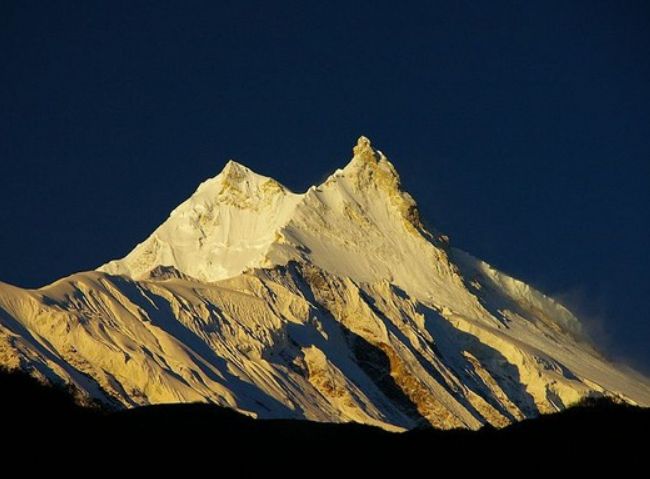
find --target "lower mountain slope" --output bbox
[1,258,648,431]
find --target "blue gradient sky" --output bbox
[1,1,649,371]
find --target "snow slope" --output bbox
[99,160,303,282]
[1,137,649,430]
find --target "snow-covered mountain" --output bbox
[1,137,648,430]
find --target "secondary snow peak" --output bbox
[220,159,249,177]
[97,158,303,281]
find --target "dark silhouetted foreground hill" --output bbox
[2,368,648,460]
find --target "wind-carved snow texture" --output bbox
[1,137,649,430]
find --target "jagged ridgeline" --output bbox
[1,137,649,431]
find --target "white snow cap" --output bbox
[98,136,415,282]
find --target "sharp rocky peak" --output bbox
[339,136,401,190]
[198,159,292,206]
[352,135,378,160]
[327,136,424,232]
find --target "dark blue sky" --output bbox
[1,1,649,372]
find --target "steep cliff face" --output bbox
[1,137,649,430]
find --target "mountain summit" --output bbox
[1,137,649,430]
